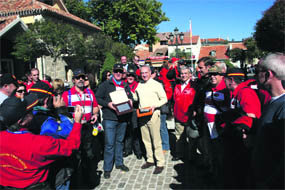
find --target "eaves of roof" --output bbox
[0,0,101,31]
[0,15,28,37]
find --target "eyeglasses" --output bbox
[114,70,124,74]
[127,74,135,77]
[75,75,86,80]
[16,90,25,93]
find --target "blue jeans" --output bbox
[160,114,170,150]
[103,120,127,172]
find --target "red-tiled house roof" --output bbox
[0,0,101,31]
[231,42,246,50]
[199,45,229,60]
[201,38,227,43]
[0,15,28,37]
[0,15,17,31]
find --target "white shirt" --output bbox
[181,79,190,92]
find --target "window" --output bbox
[160,41,168,45]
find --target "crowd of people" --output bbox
[0,52,284,189]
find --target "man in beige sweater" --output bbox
[133,65,167,174]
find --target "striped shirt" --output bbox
[203,80,230,139]
[62,86,98,122]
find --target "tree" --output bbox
[63,0,92,22]
[227,48,246,69]
[254,0,285,52]
[13,19,85,77]
[243,37,265,63]
[65,0,169,46]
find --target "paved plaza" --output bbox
[96,151,184,190]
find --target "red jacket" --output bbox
[230,81,261,129]
[173,81,196,123]
[159,67,173,100]
[0,122,82,188]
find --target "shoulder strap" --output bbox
[68,90,71,106]
[86,88,94,114]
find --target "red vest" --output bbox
[173,82,196,123]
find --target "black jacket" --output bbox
[95,79,133,121]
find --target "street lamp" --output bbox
[169,27,184,58]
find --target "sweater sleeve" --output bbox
[155,82,167,108]
[95,82,109,107]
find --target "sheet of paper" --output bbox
[109,90,129,104]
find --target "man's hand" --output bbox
[108,102,116,111]
[53,95,65,108]
[90,114,98,124]
[151,106,155,113]
[74,105,83,123]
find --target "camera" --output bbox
[67,106,84,113]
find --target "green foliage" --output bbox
[227,48,247,68]
[65,0,169,46]
[170,49,191,59]
[100,52,115,80]
[243,37,266,63]
[110,42,134,62]
[254,0,285,52]
[63,0,92,22]
[224,59,235,68]
[12,19,84,63]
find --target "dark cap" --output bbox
[226,68,245,78]
[73,68,85,77]
[0,95,38,126]
[113,64,124,71]
[24,93,39,111]
[127,65,136,75]
[29,81,53,99]
[0,73,18,87]
[0,97,26,126]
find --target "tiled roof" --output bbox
[136,50,152,61]
[230,42,247,50]
[156,32,199,44]
[201,38,227,43]
[0,15,17,31]
[199,45,229,60]
[0,0,101,31]
[156,32,171,41]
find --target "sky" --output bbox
[157,0,275,41]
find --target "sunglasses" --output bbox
[74,75,86,80]
[114,70,124,74]
[127,74,135,77]
[16,90,25,93]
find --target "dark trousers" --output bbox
[124,124,142,156]
[70,124,101,189]
[224,138,251,189]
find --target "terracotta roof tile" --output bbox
[0,15,18,31]
[201,38,227,43]
[231,42,247,50]
[199,45,229,60]
[0,0,100,31]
